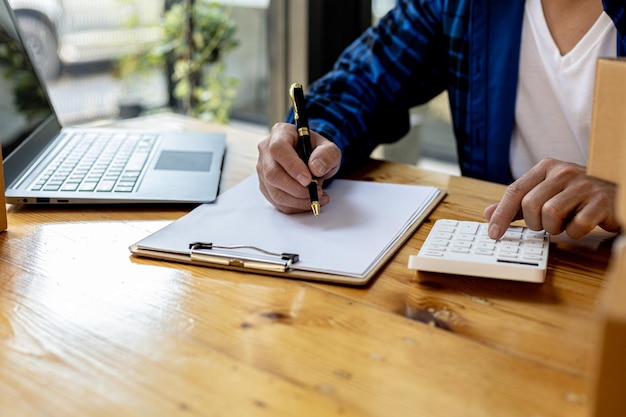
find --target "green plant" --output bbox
[0,31,48,120]
[116,0,239,123]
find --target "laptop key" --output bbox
[115,185,135,192]
[61,183,79,191]
[79,182,98,192]
[96,180,116,192]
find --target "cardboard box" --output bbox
[590,237,626,417]
[588,58,626,417]
[0,148,6,232]
[588,58,626,224]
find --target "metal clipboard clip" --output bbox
[188,242,300,273]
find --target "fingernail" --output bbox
[296,174,309,187]
[488,223,502,240]
[310,159,326,176]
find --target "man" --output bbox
[256,0,625,239]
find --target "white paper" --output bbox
[133,174,442,278]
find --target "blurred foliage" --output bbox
[0,30,49,121]
[115,0,239,123]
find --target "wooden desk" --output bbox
[0,114,614,417]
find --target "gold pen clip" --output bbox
[289,83,311,141]
[289,82,303,122]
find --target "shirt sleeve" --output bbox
[289,0,449,174]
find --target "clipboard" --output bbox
[129,174,445,285]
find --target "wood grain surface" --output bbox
[0,114,615,417]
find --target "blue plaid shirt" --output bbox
[294,0,626,184]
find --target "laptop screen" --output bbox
[0,2,55,159]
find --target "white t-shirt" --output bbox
[509,0,616,179]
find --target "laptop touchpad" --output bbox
[154,150,213,172]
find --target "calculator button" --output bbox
[525,248,544,255]
[423,251,445,257]
[451,247,471,254]
[525,231,547,240]
[523,241,544,248]
[459,222,480,234]
[453,241,472,249]
[476,243,496,251]
[457,234,475,242]
[502,231,523,240]
[437,226,456,233]
[499,244,519,252]
[438,220,458,227]
[434,232,453,240]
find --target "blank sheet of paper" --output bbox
[132,174,443,279]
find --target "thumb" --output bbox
[308,138,341,179]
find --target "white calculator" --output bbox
[408,219,549,283]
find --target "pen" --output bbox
[289,83,320,216]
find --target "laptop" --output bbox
[0,0,226,205]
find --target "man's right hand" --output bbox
[256,122,342,213]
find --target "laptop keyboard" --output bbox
[30,132,157,193]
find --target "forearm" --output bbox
[286,0,448,174]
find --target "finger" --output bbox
[521,161,592,233]
[265,124,312,187]
[564,203,604,239]
[535,186,582,235]
[308,133,342,179]
[565,207,615,239]
[258,157,330,213]
[258,179,305,214]
[520,180,570,232]
[488,177,545,239]
[268,125,341,185]
[488,159,571,239]
[257,138,305,199]
[562,182,619,238]
[258,152,312,202]
[484,202,523,223]
[259,179,330,214]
